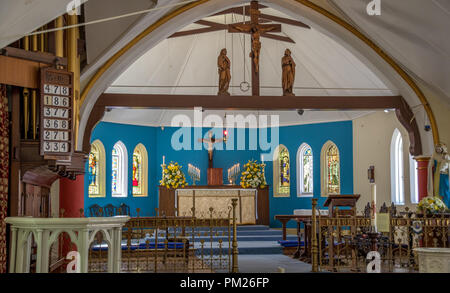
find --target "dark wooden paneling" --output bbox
[158,186,175,217]
[207,168,223,185]
[257,186,269,225]
[0,56,44,89]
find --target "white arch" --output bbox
[48,229,79,247]
[112,141,128,197]
[297,142,313,197]
[78,0,433,155]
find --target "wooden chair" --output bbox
[88,204,103,217]
[103,204,116,217]
[117,203,131,216]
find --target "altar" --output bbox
[177,188,256,224]
[158,186,270,225]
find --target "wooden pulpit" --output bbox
[324,194,360,217]
[207,168,223,185]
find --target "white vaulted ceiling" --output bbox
[102,5,389,127]
[107,7,393,97]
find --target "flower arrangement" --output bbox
[240,160,267,189]
[417,196,447,215]
[160,162,187,189]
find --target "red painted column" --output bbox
[59,175,85,258]
[415,157,431,201]
[59,175,85,217]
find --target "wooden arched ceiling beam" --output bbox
[168,4,311,43]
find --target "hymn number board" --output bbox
[40,67,74,156]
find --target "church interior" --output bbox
[0,0,449,275]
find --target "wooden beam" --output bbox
[0,55,45,89]
[212,6,310,29]
[195,20,227,28]
[170,22,293,43]
[169,26,225,38]
[212,4,268,16]
[260,14,310,29]
[228,23,281,33]
[83,93,422,156]
[98,93,403,110]
[261,33,295,43]
[1,46,67,66]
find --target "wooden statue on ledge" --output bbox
[217,48,231,96]
[282,48,296,96]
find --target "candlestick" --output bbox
[371,183,377,232]
[163,155,165,165]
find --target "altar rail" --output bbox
[310,199,450,273]
[88,198,239,273]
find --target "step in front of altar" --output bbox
[116,225,297,255]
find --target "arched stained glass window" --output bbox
[88,140,105,197]
[321,141,340,196]
[279,148,290,194]
[112,141,128,197]
[326,144,340,194]
[273,145,290,197]
[132,151,142,194]
[88,146,99,194]
[297,143,313,196]
[132,143,148,197]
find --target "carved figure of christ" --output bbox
[198,131,224,169]
[228,1,281,96]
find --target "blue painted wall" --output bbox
[85,121,353,227]
[85,122,157,217]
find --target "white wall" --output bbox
[353,111,418,213]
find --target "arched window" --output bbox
[88,140,106,197]
[112,141,128,197]
[409,154,419,204]
[391,129,404,204]
[273,145,290,197]
[132,143,148,197]
[321,141,340,196]
[297,143,313,197]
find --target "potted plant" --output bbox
[417,196,448,217]
[240,160,267,189]
[160,162,187,189]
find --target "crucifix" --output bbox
[228,1,281,96]
[198,131,224,169]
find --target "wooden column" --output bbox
[67,14,80,149]
[55,16,64,59]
